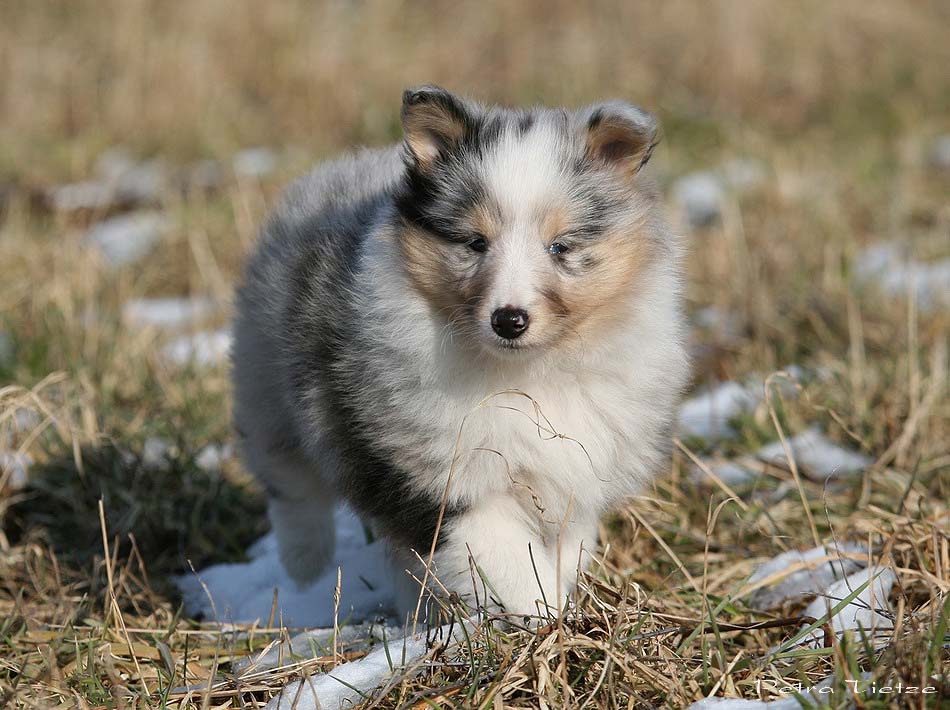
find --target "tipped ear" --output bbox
[401,85,475,170]
[583,101,658,177]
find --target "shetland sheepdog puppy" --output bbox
[232,86,688,619]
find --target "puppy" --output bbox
[232,86,688,619]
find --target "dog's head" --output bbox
[395,85,669,358]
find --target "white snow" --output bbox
[672,171,725,228]
[671,159,766,230]
[122,297,218,331]
[928,134,950,171]
[161,329,232,367]
[854,242,950,312]
[265,631,429,710]
[95,149,167,203]
[263,621,470,710]
[48,180,118,212]
[86,211,169,268]
[234,147,278,178]
[235,622,404,674]
[176,505,398,627]
[798,566,896,648]
[746,542,868,611]
[194,442,234,472]
[142,436,176,470]
[693,306,743,340]
[691,459,758,486]
[0,450,32,489]
[678,381,760,441]
[756,428,871,479]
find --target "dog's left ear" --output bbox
[583,101,658,177]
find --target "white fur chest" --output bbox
[351,235,686,522]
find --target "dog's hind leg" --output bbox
[240,432,337,586]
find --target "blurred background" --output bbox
[0,2,947,706]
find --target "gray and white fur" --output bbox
[232,86,689,619]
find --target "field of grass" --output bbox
[1,1,948,708]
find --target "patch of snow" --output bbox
[234,147,278,178]
[928,134,950,171]
[96,149,167,203]
[265,622,469,710]
[235,622,403,674]
[746,542,868,611]
[122,297,217,331]
[854,242,950,312]
[0,450,33,489]
[798,566,896,648]
[195,442,234,472]
[161,329,232,367]
[48,180,117,212]
[267,634,428,710]
[86,211,169,268]
[678,381,760,441]
[672,171,725,228]
[756,428,871,479]
[691,459,759,487]
[176,505,398,627]
[693,306,743,341]
[142,436,176,471]
[2,408,42,449]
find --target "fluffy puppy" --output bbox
[232,86,688,619]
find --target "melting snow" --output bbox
[142,436,176,471]
[235,622,403,674]
[263,622,470,710]
[122,297,218,331]
[928,134,950,171]
[0,450,32,489]
[691,459,759,486]
[194,442,234,472]
[161,329,232,367]
[86,211,169,268]
[176,505,398,627]
[746,543,868,611]
[234,147,278,178]
[672,171,725,228]
[797,566,896,648]
[756,428,871,479]
[265,630,431,710]
[48,180,121,212]
[678,381,760,441]
[854,242,950,312]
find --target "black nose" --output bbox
[491,307,529,340]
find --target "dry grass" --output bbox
[1,1,948,708]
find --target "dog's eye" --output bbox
[548,242,569,256]
[468,236,488,253]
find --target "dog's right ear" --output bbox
[401,85,475,170]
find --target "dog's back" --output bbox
[231,146,403,581]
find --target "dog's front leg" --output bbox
[433,493,567,619]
